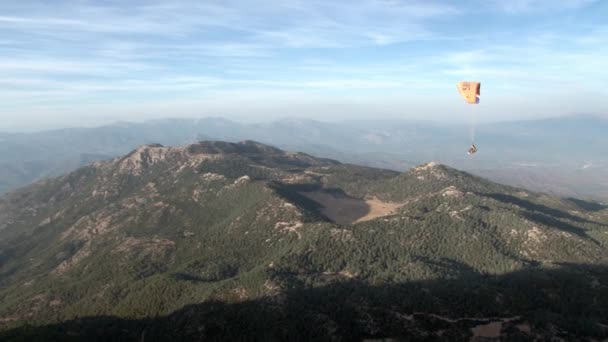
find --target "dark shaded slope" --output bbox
[1,263,607,341]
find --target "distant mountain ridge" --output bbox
[1,115,607,200]
[1,141,607,340]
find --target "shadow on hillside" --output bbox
[169,273,212,283]
[2,263,607,341]
[269,182,374,225]
[486,193,602,225]
[567,197,607,212]
[485,193,605,243]
[297,188,372,225]
[521,211,598,243]
[267,182,329,221]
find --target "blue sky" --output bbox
[1,0,607,130]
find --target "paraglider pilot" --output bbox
[468,144,477,155]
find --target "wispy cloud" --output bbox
[483,0,598,13]
[0,0,606,128]
[0,15,83,26]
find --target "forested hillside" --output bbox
[1,141,607,341]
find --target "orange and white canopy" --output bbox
[457,81,480,104]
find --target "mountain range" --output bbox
[1,141,607,340]
[1,115,607,201]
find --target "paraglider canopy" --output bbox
[457,81,480,104]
